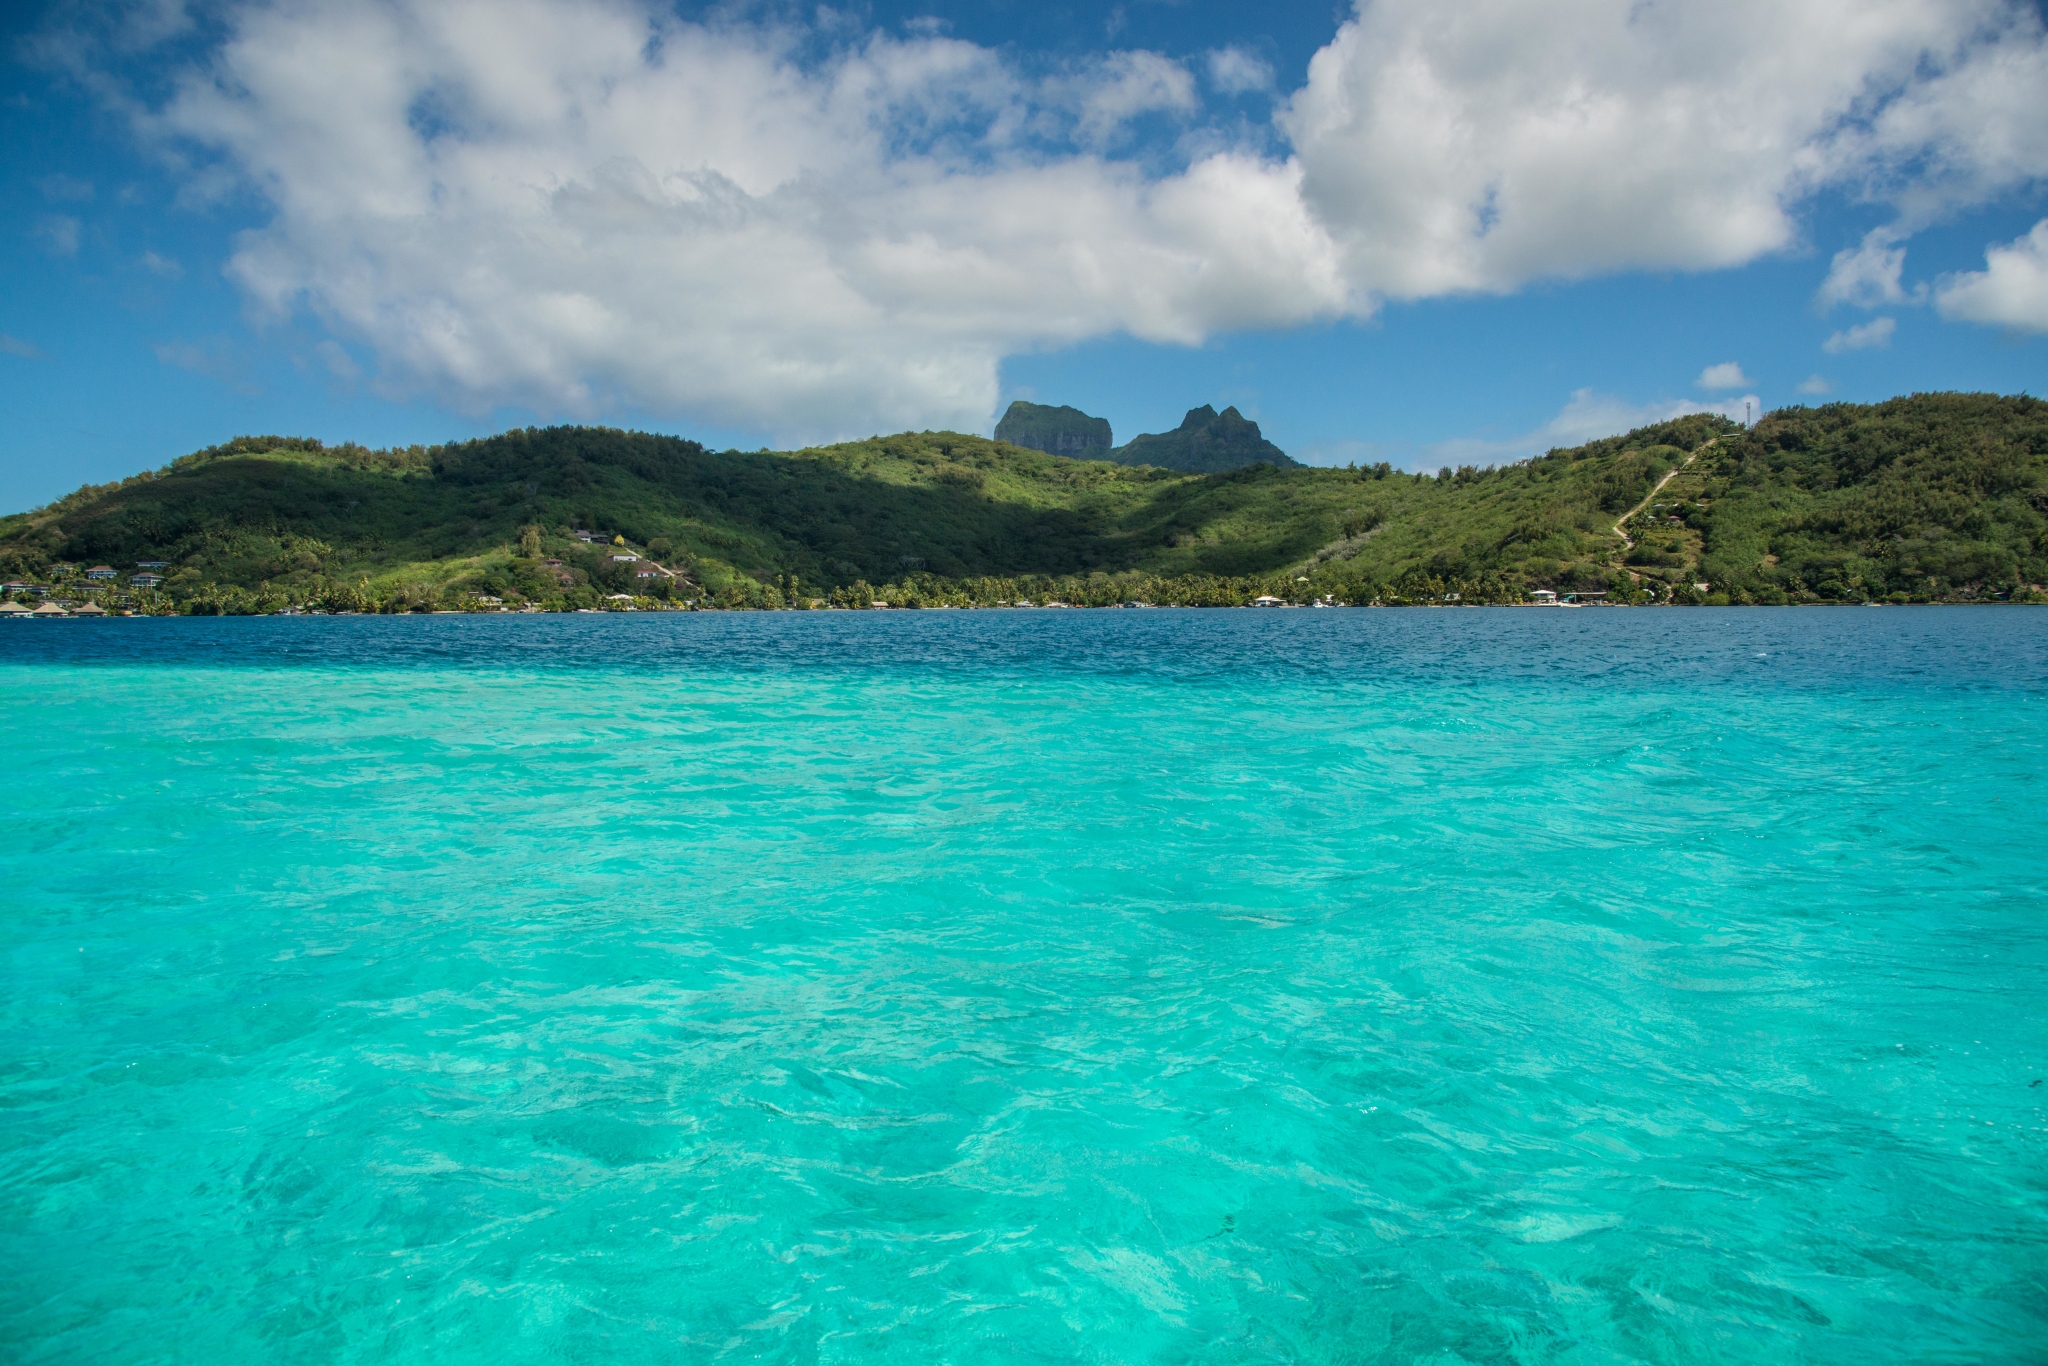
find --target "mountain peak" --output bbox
[1114,405,1298,473]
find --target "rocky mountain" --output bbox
[1110,406,1299,473]
[993,401,1113,458]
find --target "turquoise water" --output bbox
[2,609,2044,1363]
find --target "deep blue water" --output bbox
[2,608,2044,1363]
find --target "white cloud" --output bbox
[1067,50,1198,145]
[1797,374,1831,394]
[137,2,1339,439]
[38,173,94,201]
[1425,388,1757,467]
[35,215,80,256]
[1698,362,1751,390]
[1281,0,2048,300]
[59,0,2048,440]
[153,337,257,392]
[1935,218,2048,332]
[140,249,181,277]
[1817,228,1919,310]
[0,334,43,359]
[1823,316,1897,351]
[1206,46,1274,95]
[314,339,360,379]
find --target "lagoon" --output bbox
[2,609,2044,1362]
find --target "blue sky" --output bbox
[3,0,2045,510]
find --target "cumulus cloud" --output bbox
[1823,316,1898,351]
[1281,0,2048,300]
[0,335,44,359]
[59,0,2048,439]
[1067,50,1198,145]
[1935,219,2048,332]
[314,339,360,379]
[38,173,94,201]
[35,215,80,256]
[1797,374,1831,394]
[1426,388,1757,468]
[153,337,257,392]
[139,249,181,277]
[1206,46,1273,95]
[137,2,1341,437]
[1817,229,1917,310]
[1698,362,1751,390]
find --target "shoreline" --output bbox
[6,599,2038,620]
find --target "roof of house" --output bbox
[73,603,107,615]
[30,602,67,615]
[0,601,29,614]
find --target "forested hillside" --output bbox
[0,394,2041,611]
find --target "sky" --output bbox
[3,0,2046,510]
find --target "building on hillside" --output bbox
[131,572,165,588]
[135,560,168,569]
[633,563,667,581]
[1,581,28,595]
[610,551,639,562]
[1252,595,1284,607]
[1528,590,1557,603]
[85,566,117,580]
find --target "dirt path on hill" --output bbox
[1612,439,1713,560]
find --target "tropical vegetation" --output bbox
[0,393,2041,613]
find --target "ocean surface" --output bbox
[1,608,2043,1364]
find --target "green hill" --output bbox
[1,393,2041,612]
